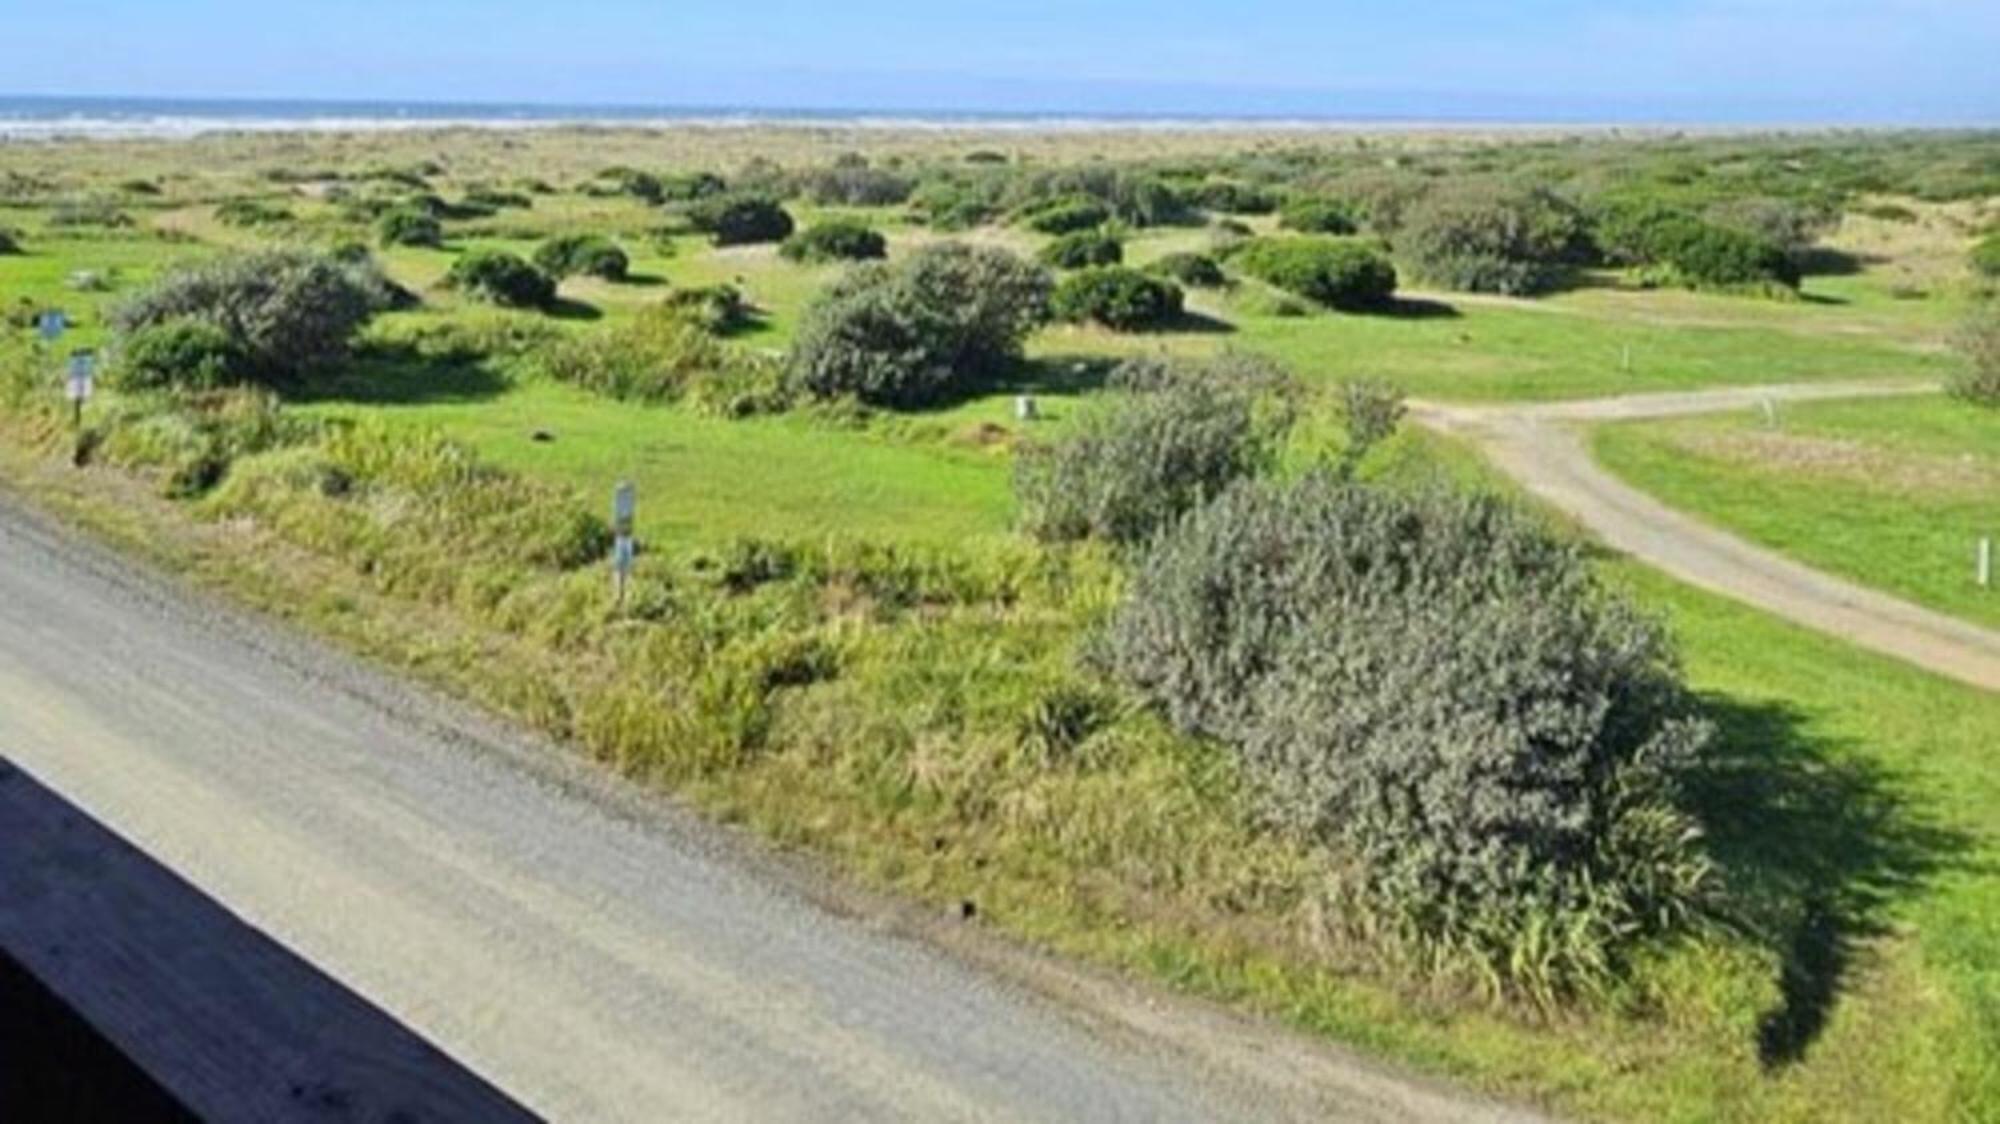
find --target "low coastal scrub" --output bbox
[1396,184,1588,296]
[110,249,392,387]
[540,305,786,415]
[445,250,557,308]
[534,234,630,281]
[1278,196,1360,235]
[779,219,888,264]
[377,206,443,248]
[787,242,1050,407]
[1102,474,1716,999]
[687,193,795,246]
[1016,353,1294,545]
[1228,236,1398,309]
[1048,267,1182,330]
[1146,251,1226,288]
[1038,229,1123,269]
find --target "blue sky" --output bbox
[5,0,1996,122]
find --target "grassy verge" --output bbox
[4,398,1994,1123]
[1594,395,2000,628]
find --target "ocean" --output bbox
[0,94,1557,141]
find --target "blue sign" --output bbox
[37,310,67,342]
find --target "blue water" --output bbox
[0,93,1574,139]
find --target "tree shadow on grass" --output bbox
[545,298,603,322]
[1364,296,1461,320]
[1688,693,1981,1069]
[287,342,513,407]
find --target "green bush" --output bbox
[1018,196,1112,234]
[462,186,533,211]
[687,194,795,246]
[798,165,914,207]
[533,234,630,281]
[787,242,1050,408]
[445,250,556,308]
[110,249,388,385]
[1101,475,1715,998]
[780,219,888,263]
[661,284,752,334]
[1038,229,1123,269]
[1147,251,1226,288]
[0,228,19,255]
[1970,234,2000,279]
[1190,180,1278,215]
[214,198,294,227]
[48,199,131,228]
[1396,184,1588,295]
[659,172,728,202]
[1592,198,1799,289]
[114,318,246,391]
[1949,305,2000,406]
[1229,236,1397,309]
[589,166,664,202]
[377,206,443,248]
[1049,267,1183,330]
[1016,353,1295,544]
[540,305,786,414]
[1279,196,1360,234]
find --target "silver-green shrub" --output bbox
[1101,475,1714,999]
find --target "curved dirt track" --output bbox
[1414,379,2000,693]
[0,495,1542,1123]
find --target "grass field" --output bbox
[1595,395,2000,628]
[3,125,1998,1122]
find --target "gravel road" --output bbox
[1414,379,2000,692]
[0,493,1538,1123]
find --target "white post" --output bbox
[1980,536,1993,589]
[1761,398,1778,429]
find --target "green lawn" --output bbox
[1595,395,2000,628]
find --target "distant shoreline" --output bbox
[1,95,1982,141]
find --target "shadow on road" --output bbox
[0,757,535,1123]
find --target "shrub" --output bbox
[540,305,785,413]
[214,198,294,227]
[377,206,443,248]
[1049,267,1183,331]
[445,250,556,308]
[1592,198,1799,289]
[1279,196,1360,234]
[1147,251,1226,288]
[1101,475,1715,998]
[780,219,888,264]
[110,249,386,385]
[462,186,533,211]
[1018,196,1111,234]
[1016,353,1295,544]
[798,165,914,207]
[659,172,728,202]
[1949,305,2000,406]
[48,199,132,228]
[661,284,752,334]
[787,242,1050,408]
[1039,229,1123,269]
[1334,378,1406,476]
[533,234,630,281]
[910,179,998,231]
[1396,184,1588,295]
[1970,234,2000,279]
[1704,197,1836,260]
[0,228,19,255]
[590,166,664,202]
[687,194,795,246]
[1230,236,1397,309]
[1190,180,1278,215]
[114,318,246,391]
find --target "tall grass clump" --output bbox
[1016,353,1295,545]
[540,305,787,415]
[1100,475,1716,1002]
[1948,304,2000,407]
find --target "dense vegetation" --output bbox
[445,250,557,308]
[779,218,888,263]
[533,233,630,281]
[1103,475,1715,998]
[1228,236,1398,309]
[1048,266,1182,330]
[786,243,1050,407]
[1038,229,1124,269]
[110,249,390,387]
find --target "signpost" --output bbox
[611,481,636,607]
[38,309,68,343]
[66,349,95,428]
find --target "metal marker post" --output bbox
[611,481,637,608]
[66,350,96,429]
[1980,536,1993,590]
